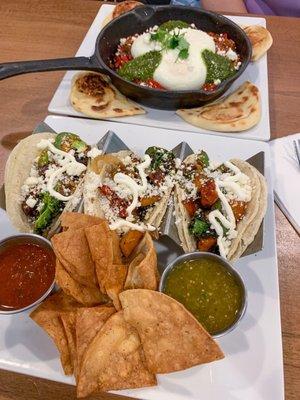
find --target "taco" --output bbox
[5,132,92,237]
[174,150,267,260]
[83,146,177,257]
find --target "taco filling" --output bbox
[20,133,91,235]
[175,151,252,258]
[85,147,177,255]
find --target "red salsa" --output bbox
[0,243,55,311]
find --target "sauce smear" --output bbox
[0,243,55,311]
[163,258,244,335]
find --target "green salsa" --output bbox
[202,49,236,83]
[163,258,244,335]
[118,51,162,82]
[160,20,189,32]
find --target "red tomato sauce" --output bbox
[0,243,55,310]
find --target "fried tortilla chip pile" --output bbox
[31,289,224,398]
[51,212,159,309]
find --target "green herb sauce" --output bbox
[202,49,236,83]
[160,20,189,32]
[163,258,244,335]
[118,51,162,82]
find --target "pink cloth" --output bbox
[245,0,300,16]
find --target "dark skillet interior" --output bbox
[96,5,251,110]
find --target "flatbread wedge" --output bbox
[243,25,273,61]
[176,81,261,132]
[119,289,224,374]
[77,311,156,398]
[102,1,143,27]
[70,72,145,119]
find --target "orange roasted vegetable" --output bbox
[229,200,247,222]
[120,230,144,258]
[199,179,218,208]
[140,196,161,207]
[183,200,198,217]
[197,237,217,252]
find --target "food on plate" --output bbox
[176,81,261,132]
[77,311,157,398]
[70,72,145,119]
[85,220,127,309]
[55,259,107,306]
[112,20,242,91]
[124,232,158,290]
[75,306,115,378]
[51,212,158,308]
[30,290,81,375]
[162,256,245,335]
[242,25,273,61]
[119,289,224,373]
[102,1,143,27]
[173,150,267,260]
[0,241,55,311]
[5,132,91,237]
[83,146,177,238]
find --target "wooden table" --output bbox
[0,1,299,399]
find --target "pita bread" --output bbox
[75,306,115,378]
[77,311,156,397]
[124,232,159,291]
[176,81,261,132]
[102,1,143,27]
[70,72,145,119]
[30,291,80,375]
[120,289,224,374]
[243,25,273,61]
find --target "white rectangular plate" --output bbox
[0,115,283,400]
[48,4,270,142]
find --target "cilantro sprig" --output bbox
[150,25,190,61]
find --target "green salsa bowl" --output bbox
[159,252,247,337]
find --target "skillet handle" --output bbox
[0,55,102,80]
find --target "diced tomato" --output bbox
[197,237,217,252]
[229,200,247,222]
[99,185,128,218]
[199,179,218,208]
[183,200,198,217]
[145,79,165,90]
[202,82,217,92]
[114,52,133,69]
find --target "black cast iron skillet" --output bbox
[0,6,251,110]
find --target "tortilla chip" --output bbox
[70,72,145,119]
[124,232,158,291]
[112,1,143,19]
[85,222,125,305]
[77,311,156,398]
[105,263,128,310]
[75,306,115,379]
[60,311,77,373]
[60,212,103,231]
[176,81,261,132]
[55,260,107,307]
[30,291,80,375]
[243,25,273,61]
[52,228,97,287]
[119,289,224,374]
